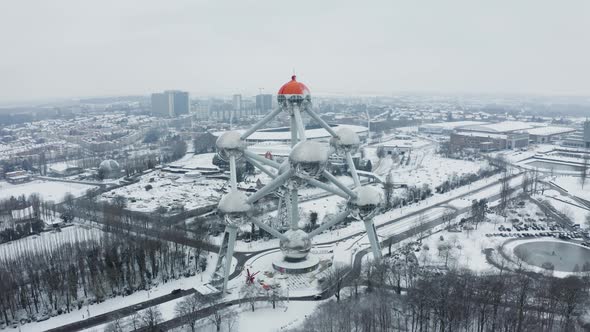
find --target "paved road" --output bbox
[45,289,195,332]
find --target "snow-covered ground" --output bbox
[167,300,319,332]
[552,175,590,201]
[538,191,589,225]
[0,224,103,260]
[0,180,97,202]
[100,170,224,213]
[416,200,549,273]
[168,153,218,170]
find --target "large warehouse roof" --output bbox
[460,121,537,134]
[420,121,489,130]
[214,124,368,142]
[526,126,576,137]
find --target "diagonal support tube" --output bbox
[345,151,361,188]
[363,218,382,260]
[303,177,349,199]
[240,108,283,140]
[220,224,237,292]
[244,150,280,169]
[229,155,238,191]
[244,156,276,179]
[252,218,287,240]
[308,209,350,238]
[246,169,293,204]
[322,170,357,200]
[304,108,338,137]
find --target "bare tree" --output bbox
[383,173,394,209]
[174,293,204,332]
[581,154,589,189]
[223,308,239,332]
[140,306,163,331]
[322,264,349,302]
[499,168,511,213]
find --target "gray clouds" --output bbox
[0,0,589,102]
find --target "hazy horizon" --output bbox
[1,0,589,103]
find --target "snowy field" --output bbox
[0,180,97,202]
[538,190,589,225]
[552,175,590,201]
[168,153,218,170]
[100,170,224,213]
[416,200,549,273]
[0,224,103,260]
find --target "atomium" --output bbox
[212,75,383,292]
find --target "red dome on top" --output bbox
[278,75,310,95]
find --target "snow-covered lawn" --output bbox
[0,224,103,260]
[100,170,224,213]
[168,153,218,170]
[0,180,97,202]
[417,219,506,272]
[552,175,590,201]
[538,191,589,225]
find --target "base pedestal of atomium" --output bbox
[270,252,320,274]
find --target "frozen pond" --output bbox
[514,241,590,272]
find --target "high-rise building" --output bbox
[151,93,169,117]
[150,90,189,117]
[232,94,242,112]
[255,94,273,114]
[171,91,189,116]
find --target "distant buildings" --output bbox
[5,170,31,184]
[151,90,190,117]
[256,94,273,114]
[450,121,532,152]
[562,120,590,149]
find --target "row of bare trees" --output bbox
[295,263,590,332]
[0,229,207,324]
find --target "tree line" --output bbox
[294,261,590,332]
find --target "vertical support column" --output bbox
[222,224,238,293]
[346,151,361,188]
[229,155,237,191]
[363,218,382,260]
[293,107,307,141]
[290,189,299,230]
[290,114,298,147]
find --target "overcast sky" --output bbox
[0,0,589,102]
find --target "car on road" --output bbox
[314,294,323,300]
[171,289,182,295]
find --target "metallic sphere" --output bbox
[330,127,360,154]
[217,191,251,225]
[280,229,312,261]
[289,141,330,178]
[216,131,245,160]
